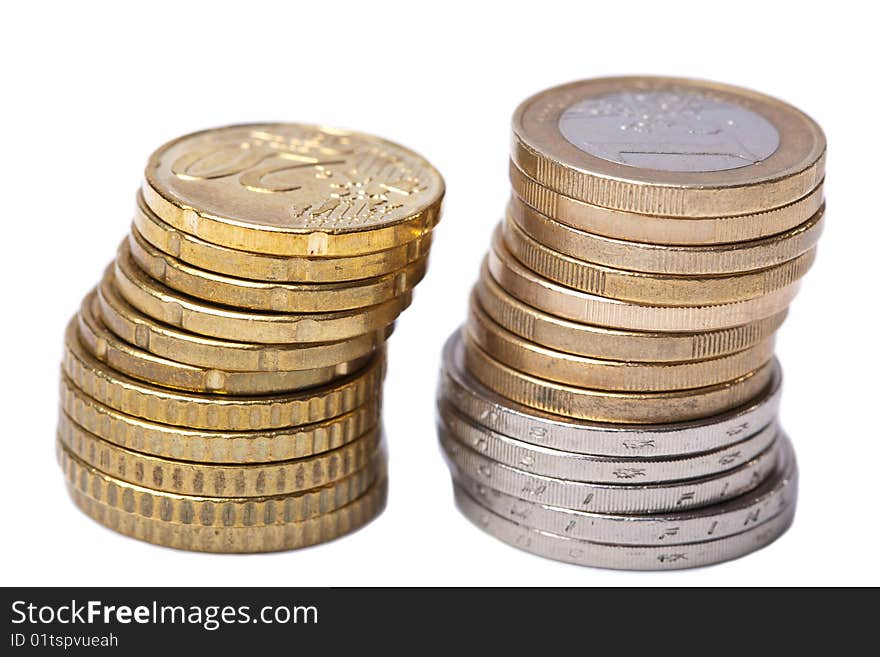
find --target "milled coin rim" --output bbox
[507,194,826,273]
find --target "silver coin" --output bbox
[438,331,781,457]
[439,427,779,515]
[452,435,796,546]
[454,483,795,570]
[438,401,778,484]
[558,90,780,173]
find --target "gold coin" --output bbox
[502,219,816,305]
[62,319,384,430]
[58,412,382,497]
[511,76,825,217]
[127,228,429,313]
[114,251,411,344]
[508,194,825,275]
[465,296,775,392]
[488,230,800,331]
[97,274,389,372]
[61,445,387,553]
[475,270,786,362]
[143,123,444,257]
[463,334,775,424]
[60,375,380,464]
[79,291,367,394]
[510,161,824,245]
[134,192,433,282]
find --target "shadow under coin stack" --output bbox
[437,77,825,569]
[58,123,444,552]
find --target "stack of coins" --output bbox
[57,123,444,553]
[437,77,824,569]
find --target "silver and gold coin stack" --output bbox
[437,77,825,569]
[57,123,444,552]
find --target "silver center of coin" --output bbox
[558,90,780,172]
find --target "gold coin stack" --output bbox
[57,123,444,552]
[437,77,825,569]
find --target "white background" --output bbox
[2,0,877,587]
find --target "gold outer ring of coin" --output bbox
[61,446,388,553]
[511,76,826,217]
[62,319,384,430]
[502,219,816,305]
[79,291,368,395]
[508,194,826,275]
[142,123,444,257]
[509,162,825,246]
[134,193,433,283]
[127,228,429,313]
[58,412,382,497]
[114,252,412,344]
[463,335,775,424]
[488,231,800,332]
[465,296,775,392]
[474,268,786,362]
[60,375,381,464]
[96,274,390,372]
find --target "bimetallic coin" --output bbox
[502,219,816,305]
[466,297,775,391]
[475,266,786,362]
[489,231,800,331]
[453,483,794,570]
[134,194,432,283]
[143,123,444,256]
[511,76,825,217]
[114,251,411,344]
[97,274,390,372]
[438,401,778,483]
[60,375,381,464]
[79,291,367,394]
[452,436,796,545]
[439,330,781,457]
[464,335,774,424]
[508,195,826,275]
[510,162,825,245]
[59,413,382,497]
[439,427,779,514]
[127,230,429,313]
[61,445,388,553]
[62,319,384,430]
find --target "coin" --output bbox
[439,426,779,514]
[488,231,800,331]
[60,375,381,463]
[474,267,786,362]
[59,412,382,497]
[466,297,775,391]
[142,123,444,256]
[464,334,774,424]
[451,435,795,545]
[511,76,825,217]
[127,228,429,313]
[508,194,826,275]
[502,218,816,305]
[79,291,367,394]
[438,330,782,457]
[510,162,825,245]
[438,401,778,483]
[453,481,794,570]
[96,274,390,372]
[62,319,384,430]
[62,445,388,553]
[114,251,411,344]
[134,193,432,282]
